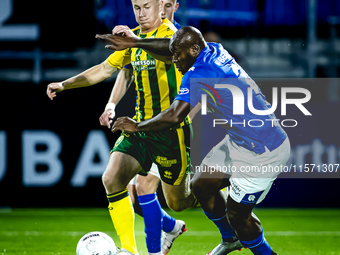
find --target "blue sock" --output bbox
[204,210,237,241]
[240,231,272,255]
[138,193,162,253]
[139,193,176,253]
[161,209,176,233]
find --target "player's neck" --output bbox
[140,18,162,34]
[169,15,174,24]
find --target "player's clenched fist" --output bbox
[46,82,64,100]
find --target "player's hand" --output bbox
[95,34,140,51]
[112,116,138,133]
[99,103,116,129]
[46,82,64,100]
[112,25,136,38]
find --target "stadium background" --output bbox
[1,0,340,210]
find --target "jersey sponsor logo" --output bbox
[178,88,189,95]
[131,59,156,72]
[156,156,177,167]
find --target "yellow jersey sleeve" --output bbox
[156,18,177,39]
[106,48,131,69]
[106,26,141,69]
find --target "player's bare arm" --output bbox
[112,100,190,133]
[99,68,134,128]
[46,60,118,100]
[96,34,173,63]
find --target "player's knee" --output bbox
[102,171,112,190]
[102,170,122,193]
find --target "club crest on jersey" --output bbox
[114,135,124,148]
[248,195,256,202]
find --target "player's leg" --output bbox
[225,137,290,255]
[160,176,190,254]
[161,173,195,211]
[226,179,279,255]
[135,167,163,255]
[190,167,238,241]
[128,177,143,216]
[226,195,276,254]
[138,126,192,254]
[191,136,243,254]
[102,151,142,254]
[148,125,196,211]
[136,164,183,255]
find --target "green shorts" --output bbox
[111,125,191,185]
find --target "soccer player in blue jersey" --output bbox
[102,26,290,255]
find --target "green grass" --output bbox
[0,208,340,254]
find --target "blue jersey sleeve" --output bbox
[174,68,203,107]
[174,20,181,30]
[124,64,133,69]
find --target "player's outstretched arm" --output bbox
[96,34,173,63]
[112,100,190,133]
[46,60,118,100]
[99,68,134,128]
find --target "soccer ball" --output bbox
[76,231,118,255]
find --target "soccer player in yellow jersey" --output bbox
[99,1,185,254]
[46,0,195,254]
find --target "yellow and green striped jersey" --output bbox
[106,19,183,122]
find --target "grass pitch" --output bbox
[0,207,339,255]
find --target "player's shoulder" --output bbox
[181,65,204,86]
[131,25,141,35]
[156,18,177,38]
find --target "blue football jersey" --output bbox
[174,20,181,30]
[174,43,287,154]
